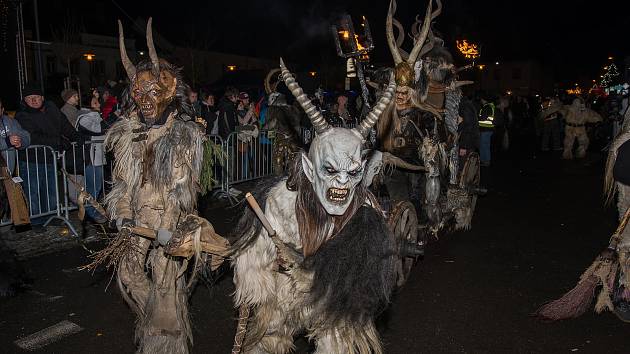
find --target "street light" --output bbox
[83,53,96,61]
[227,65,236,71]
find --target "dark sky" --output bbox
[27,0,630,84]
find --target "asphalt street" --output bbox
[1,150,629,353]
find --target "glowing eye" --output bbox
[151,90,159,96]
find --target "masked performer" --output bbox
[378,0,477,230]
[604,105,630,321]
[103,19,227,353]
[231,60,397,354]
[536,107,630,322]
[543,97,602,159]
[261,69,304,176]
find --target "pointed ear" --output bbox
[301,153,314,183]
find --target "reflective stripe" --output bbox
[479,103,496,127]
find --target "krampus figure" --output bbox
[103,19,227,353]
[231,59,397,353]
[377,0,479,231]
[543,97,602,159]
[261,68,304,176]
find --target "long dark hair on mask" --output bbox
[286,154,371,257]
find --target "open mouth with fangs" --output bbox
[326,187,349,202]
[140,104,155,117]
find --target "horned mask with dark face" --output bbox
[119,18,177,126]
[280,59,395,215]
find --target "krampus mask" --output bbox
[280,59,395,215]
[119,18,177,126]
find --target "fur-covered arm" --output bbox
[233,193,287,307]
[585,109,603,123]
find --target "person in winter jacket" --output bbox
[0,98,30,174]
[15,84,84,218]
[74,98,107,223]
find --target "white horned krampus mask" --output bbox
[280,59,395,215]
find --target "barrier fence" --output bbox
[0,131,277,235]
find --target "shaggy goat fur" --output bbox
[231,155,395,353]
[103,59,206,354]
[304,205,396,328]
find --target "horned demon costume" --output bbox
[377,0,479,231]
[100,19,227,353]
[262,68,304,176]
[543,97,602,159]
[231,60,397,353]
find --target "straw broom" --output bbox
[535,206,630,321]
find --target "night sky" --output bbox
[21,0,630,84]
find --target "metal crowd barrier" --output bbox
[0,130,280,234]
[224,130,274,193]
[1,145,67,229]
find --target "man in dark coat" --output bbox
[217,86,239,140]
[15,84,83,218]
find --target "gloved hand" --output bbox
[157,228,173,246]
[115,217,134,231]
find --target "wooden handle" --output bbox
[129,226,157,239]
[245,192,276,236]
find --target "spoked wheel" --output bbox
[388,201,419,288]
[457,152,481,229]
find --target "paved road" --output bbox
[1,151,628,353]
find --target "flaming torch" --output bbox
[331,14,374,114]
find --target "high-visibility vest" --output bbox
[478,103,495,128]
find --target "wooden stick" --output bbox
[231,304,251,354]
[244,193,276,236]
[244,193,301,265]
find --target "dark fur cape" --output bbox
[304,205,397,327]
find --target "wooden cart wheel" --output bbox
[388,201,419,288]
[458,152,480,227]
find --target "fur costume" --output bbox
[605,106,630,304]
[543,98,602,159]
[230,60,397,353]
[380,0,478,231]
[101,19,226,354]
[262,69,304,176]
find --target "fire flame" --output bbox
[339,30,366,51]
[456,40,479,59]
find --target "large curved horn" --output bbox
[118,20,136,79]
[386,0,403,65]
[418,30,436,58]
[279,58,330,135]
[354,73,396,139]
[392,18,410,60]
[264,68,281,94]
[146,17,160,75]
[382,152,426,171]
[392,18,404,48]
[431,0,442,21]
[407,0,433,65]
